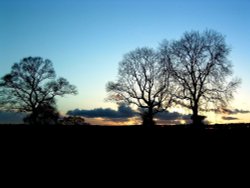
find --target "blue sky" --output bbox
[0,0,250,124]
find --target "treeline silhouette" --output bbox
[0,29,245,128]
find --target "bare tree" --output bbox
[160,30,240,126]
[106,47,172,127]
[0,57,77,124]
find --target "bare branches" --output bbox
[0,57,78,119]
[160,30,240,124]
[106,47,172,126]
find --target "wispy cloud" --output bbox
[222,116,239,121]
[218,108,250,115]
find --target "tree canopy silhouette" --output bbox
[160,30,240,126]
[0,57,77,124]
[106,47,172,127]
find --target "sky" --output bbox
[0,0,250,125]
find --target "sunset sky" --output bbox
[0,0,250,125]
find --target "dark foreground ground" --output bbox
[1,123,250,129]
[1,123,250,137]
[1,123,249,156]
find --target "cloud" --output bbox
[155,111,192,125]
[222,116,239,121]
[67,105,194,125]
[219,108,250,115]
[156,111,191,121]
[67,104,195,124]
[67,104,138,119]
[0,111,26,124]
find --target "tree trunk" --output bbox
[192,106,198,124]
[191,104,205,128]
[24,108,40,125]
[142,107,155,127]
[32,108,39,125]
[192,104,200,127]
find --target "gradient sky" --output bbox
[0,0,250,124]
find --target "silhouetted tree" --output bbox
[160,30,240,126]
[107,48,172,127]
[0,57,77,124]
[23,101,59,125]
[59,116,90,126]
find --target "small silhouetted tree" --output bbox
[0,57,77,124]
[160,30,240,126]
[106,48,172,127]
[60,116,89,126]
[23,101,59,125]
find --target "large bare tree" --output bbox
[160,30,240,126]
[106,47,172,127]
[0,57,77,124]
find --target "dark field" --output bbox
[1,124,249,152]
[1,123,250,136]
[1,123,250,129]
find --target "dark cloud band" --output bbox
[67,104,191,123]
[67,104,138,119]
[0,111,26,124]
[156,111,191,121]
